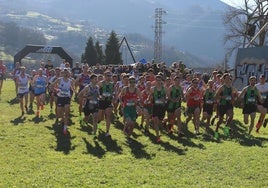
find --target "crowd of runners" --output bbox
[0,59,267,143]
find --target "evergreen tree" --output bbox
[95,41,104,65]
[81,37,98,66]
[104,31,123,65]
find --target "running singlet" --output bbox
[168,86,182,108]
[153,87,166,105]
[244,87,258,105]
[187,88,202,107]
[123,88,138,107]
[18,74,29,94]
[0,65,6,79]
[100,82,114,100]
[142,90,151,107]
[219,85,233,105]
[34,76,47,94]
[57,78,72,98]
[204,89,215,104]
[87,84,99,104]
[79,74,90,89]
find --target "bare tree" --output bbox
[223,0,268,56]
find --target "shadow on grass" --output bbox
[82,137,106,158]
[10,115,26,125]
[7,97,19,105]
[231,120,268,147]
[145,130,186,155]
[125,137,153,159]
[78,122,93,135]
[29,115,47,124]
[46,121,76,154]
[98,130,123,154]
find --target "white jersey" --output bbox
[256,82,268,100]
[57,78,72,97]
[18,74,29,94]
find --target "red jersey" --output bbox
[123,87,138,107]
[187,88,202,107]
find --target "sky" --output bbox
[220,0,255,8]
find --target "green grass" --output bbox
[0,80,267,187]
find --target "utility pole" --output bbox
[153,8,166,63]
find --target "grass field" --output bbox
[0,80,267,187]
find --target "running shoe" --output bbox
[144,128,149,135]
[263,119,268,128]
[105,132,111,137]
[178,131,185,137]
[256,121,261,129]
[223,126,229,136]
[24,106,28,112]
[214,132,219,139]
[211,117,216,125]
[156,136,161,143]
[63,129,68,135]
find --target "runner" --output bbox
[32,68,48,117]
[98,70,115,137]
[239,76,262,135]
[0,60,6,97]
[75,64,91,120]
[50,68,75,135]
[214,73,235,139]
[166,75,184,136]
[202,79,216,131]
[78,74,100,137]
[149,74,167,143]
[120,76,141,143]
[141,81,153,134]
[255,74,268,132]
[185,78,203,134]
[16,66,30,116]
[28,69,37,110]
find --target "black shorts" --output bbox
[57,97,71,107]
[152,104,166,120]
[17,92,28,98]
[218,104,233,117]
[99,100,112,110]
[203,103,213,115]
[243,103,257,114]
[166,101,181,113]
[187,105,200,115]
[83,100,99,116]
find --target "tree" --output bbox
[104,31,123,65]
[223,0,268,57]
[95,41,104,65]
[81,37,98,66]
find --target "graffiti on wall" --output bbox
[234,47,268,90]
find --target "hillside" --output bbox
[0,0,229,67]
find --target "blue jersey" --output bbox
[34,76,47,94]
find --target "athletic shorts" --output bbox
[123,106,137,121]
[243,103,257,114]
[152,104,166,120]
[57,97,71,107]
[17,92,28,99]
[83,100,99,116]
[99,100,112,110]
[187,105,200,115]
[203,103,213,115]
[218,104,233,117]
